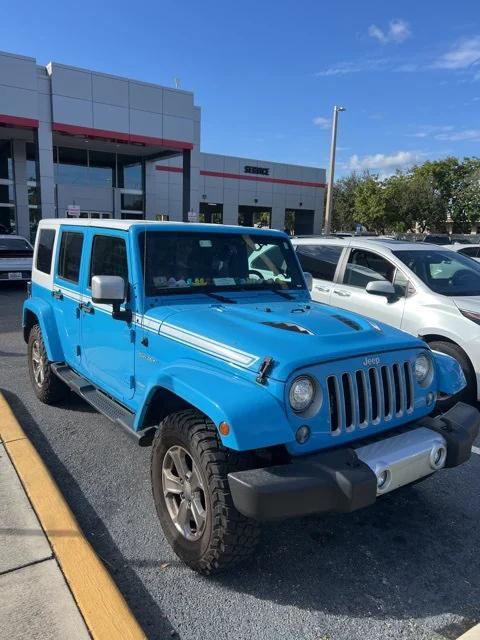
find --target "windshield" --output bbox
[393,249,480,296]
[0,237,32,256]
[139,231,305,296]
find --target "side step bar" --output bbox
[51,363,155,446]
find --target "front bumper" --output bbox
[228,402,480,521]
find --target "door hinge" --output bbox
[129,375,135,389]
[76,345,81,356]
[130,329,136,343]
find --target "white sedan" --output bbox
[0,234,33,282]
[291,236,480,408]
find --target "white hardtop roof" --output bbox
[291,236,448,252]
[39,218,180,231]
[38,218,286,236]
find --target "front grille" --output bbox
[327,360,414,434]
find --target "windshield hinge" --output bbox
[256,356,274,384]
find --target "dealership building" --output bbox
[0,50,326,241]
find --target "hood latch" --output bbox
[256,356,274,384]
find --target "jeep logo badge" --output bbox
[363,355,380,366]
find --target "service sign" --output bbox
[244,165,270,176]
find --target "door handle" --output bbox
[52,288,63,300]
[315,285,330,293]
[333,289,351,297]
[79,302,94,314]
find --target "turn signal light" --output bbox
[219,422,230,436]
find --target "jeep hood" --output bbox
[146,300,425,381]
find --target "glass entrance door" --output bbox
[238,206,272,228]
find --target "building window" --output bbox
[26,143,42,241]
[88,150,115,187]
[238,206,272,229]
[117,157,142,190]
[55,147,89,185]
[200,202,223,224]
[0,140,15,234]
[0,140,14,180]
[121,192,143,212]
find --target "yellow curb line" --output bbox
[0,393,146,640]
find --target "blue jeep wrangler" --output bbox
[24,219,479,573]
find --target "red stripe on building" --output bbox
[155,166,326,188]
[155,165,184,173]
[52,123,193,150]
[0,114,39,129]
[200,170,326,188]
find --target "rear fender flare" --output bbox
[23,298,63,362]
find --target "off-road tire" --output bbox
[429,340,476,411]
[27,324,67,404]
[151,409,260,574]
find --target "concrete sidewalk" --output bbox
[0,392,146,640]
[0,439,90,639]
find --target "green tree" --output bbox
[353,175,388,233]
[331,172,366,231]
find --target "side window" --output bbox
[393,269,409,297]
[89,235,128,285]
[459,247,479,258]
[295,244,343,282]
[36,229,56,274]
[344,249,395,288]
[57,231,84,283]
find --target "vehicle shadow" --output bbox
[211,473,480,639]
[1,389,177,640]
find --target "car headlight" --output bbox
[289,376,315,412]
[415,353,432,385]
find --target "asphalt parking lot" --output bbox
[1,283,480,640]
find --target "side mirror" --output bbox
[91,275,131,321]
[366,280,397,300]
[91,275,125,304]
[303,272,313,291]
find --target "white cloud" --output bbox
[435,128,480,142]
[312,116,330,129]
[315,58,388,76]
[368,19,411,45]
[348,150,422,173]
[433,36,480,70]
[406,125,454,138]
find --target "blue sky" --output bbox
[1,1,479,176]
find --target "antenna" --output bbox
[174,77,181,89]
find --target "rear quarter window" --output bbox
[36,229,56,274]
[57,231,84,283]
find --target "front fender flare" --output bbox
[23,298,63,362]
[139,360,294,451]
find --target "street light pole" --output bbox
[323,105,345,236]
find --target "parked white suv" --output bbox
[292,237,480,406]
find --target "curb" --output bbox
[0,392,146,640]
[458,626,480,639]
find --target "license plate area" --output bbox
[8,272,23,280]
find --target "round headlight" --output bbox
[415,353,432,384]
[289,376,315,412]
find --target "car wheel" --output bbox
[27,324,67,404]
[151,409,260,574]
[428,340,476,411]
